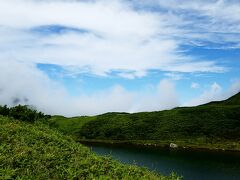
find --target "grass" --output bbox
[0,116,181,179]
[47,115,95,138]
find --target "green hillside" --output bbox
[48,115,95,139]
[50,92,240,151]
[0,116,178,179]
[226,92,240,104]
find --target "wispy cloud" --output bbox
[0,0,227,78]
[133,0,240,47]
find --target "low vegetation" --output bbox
[47,115,95,139]
[0,116,179,179]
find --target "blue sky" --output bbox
[0,0,240,116]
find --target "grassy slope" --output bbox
[49,93,240,151]
[48,115,95,138]
[0,116,179,179]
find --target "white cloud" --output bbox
[0,60,133,116]
[164,72,183,80]
[0,0,238,115]
[185,80,240,106]
[0,60,238,116]
[130,79,180,112]
[135,0,240,46]
[0,60,179,116]
[0,0,158,38]
[0,0,226,78]
[188,82,222,105]
[191,82,200,89]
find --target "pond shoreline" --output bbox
[83,140,240,180]
[79,139,240,153]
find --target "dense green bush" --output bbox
[0,105,9,116]
[0,104,50,122]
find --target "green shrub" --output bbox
[0,104,50,122]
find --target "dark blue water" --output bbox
[84,143,240,180]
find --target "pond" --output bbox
[83,143,240,180]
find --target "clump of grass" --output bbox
[0,116,179,179]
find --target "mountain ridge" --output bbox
[203,92,240,106]
[48,92,240,151]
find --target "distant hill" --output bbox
[80,92,240,150]
[49,92,240,151]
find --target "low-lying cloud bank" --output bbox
[185,81,240,107]
[0,60,180,116]
[0,61,239,117]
